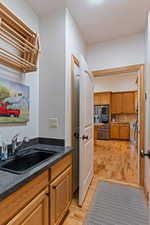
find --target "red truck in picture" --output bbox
[0,102,20,117]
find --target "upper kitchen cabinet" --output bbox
[94,92,111,105]
[111,91,136,114]
[122,92,135,114]
[111,93,122,114]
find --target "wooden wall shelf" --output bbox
[0,3,40,73]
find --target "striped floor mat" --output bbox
[84,182,148,225]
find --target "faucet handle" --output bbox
[23,137,30,143]
[12,134,20,142]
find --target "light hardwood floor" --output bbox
[62,140,138,225]
[94,140,138,184]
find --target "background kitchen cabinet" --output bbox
[119,124,130,140]
[94,92,111,105]
[110,123,120,139]
[111,123,130,140]
[111,93,122,114]
[122,92,135,114]
[111,91,136,114]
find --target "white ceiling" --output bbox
[26,0,150,45]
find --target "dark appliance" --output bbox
[97,123,110,140]
[94,105,109,124]
[94,105,110,140]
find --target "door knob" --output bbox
[82,135,88,140]
[140,150,150,159]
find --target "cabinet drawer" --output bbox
[51,153,72,181]
[0,170,49,225]
[119,123,129,127]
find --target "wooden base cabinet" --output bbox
[111,123,130,140]
[0,153,73,225]
[6,188,49,225]
[110,123,120,139]
[50,167,72,225]
[119,124,130,140]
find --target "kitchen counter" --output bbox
[0,144,73,201]
[94,123,105,126]
[111,122,130,124]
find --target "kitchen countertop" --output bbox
[111,122,130,124]
[0,144,73,201]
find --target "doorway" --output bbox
[70,61,145,190]
[63,62,146,225]
[93,65,145,187]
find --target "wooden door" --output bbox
[111,124,119,139]
[122,92,135,113]
[7,189,49,225]
[79,55,94,206]
[50,167,72,225]
[119,124,130,140]
[111,93,122,114]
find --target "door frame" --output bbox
[71,55,80,146]
[71,55,80,193]
[92,64,145,187]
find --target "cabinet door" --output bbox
[50,167,72,225]
[94,93,101,105]
[7,188,49,225]
[120,124,130,140]
[111,124,120,139]
[122,92,135,113]
[100,93,111,105]
[111,93,122,114]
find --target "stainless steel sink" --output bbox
[0,149,58,174]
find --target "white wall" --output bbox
[65,9,87,146]
[94,72,137,93]
[87,33,145,71]
[39,9,66,139]
[145,12,150,195]
[0,0,39,143]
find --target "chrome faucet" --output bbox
[12,134,30,156]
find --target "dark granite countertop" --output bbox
[111,122,130,124]
[0,144,73,201]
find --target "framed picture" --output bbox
[0,77,29,123]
